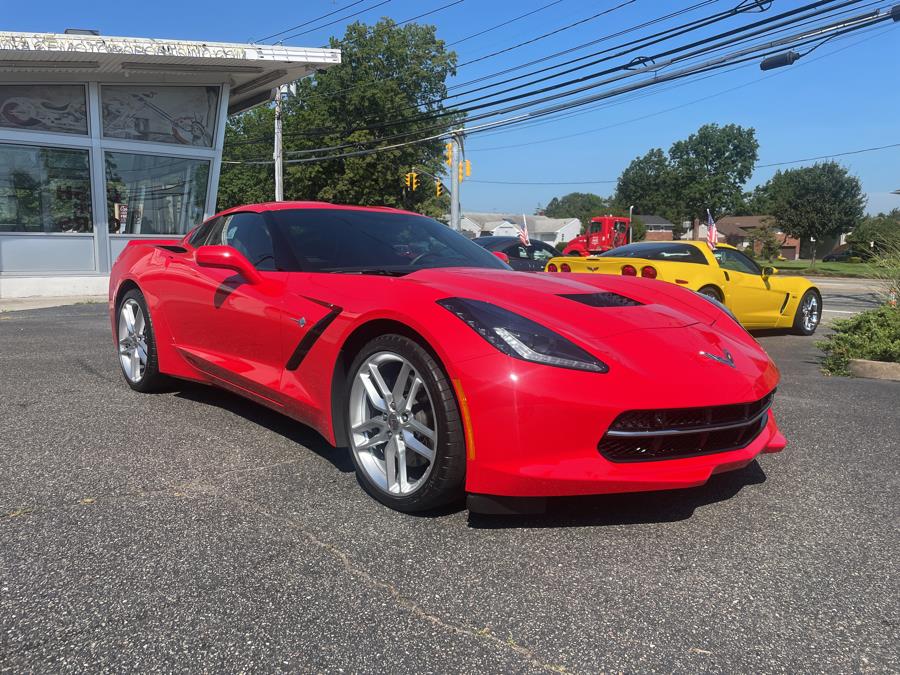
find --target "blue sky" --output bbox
[9,0,900,215]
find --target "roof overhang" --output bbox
[0,32,340,114]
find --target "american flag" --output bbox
[518,215,531,246]
[706,209,718,250]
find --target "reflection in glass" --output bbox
[0,84,88,135]
[0,143,93,232]
[101,85,219,147]
[105,152,209,235]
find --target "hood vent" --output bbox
[559,292,642,308]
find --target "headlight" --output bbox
[437,298,608,373]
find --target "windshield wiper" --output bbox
[326,268,411,277]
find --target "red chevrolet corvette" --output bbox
[109,202,786,512]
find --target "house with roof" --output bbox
[637,214,677,241]
[459,212,581,246]
[715,216,801,260]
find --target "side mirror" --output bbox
[493,251,510,264]
[196,245,262,284]
[762,266,777,277]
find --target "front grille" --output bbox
[598,391,774,462]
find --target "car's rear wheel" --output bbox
[698,285,724,302]
[116,288,168,392]
[792,289,821,336]
[346,334,466,512]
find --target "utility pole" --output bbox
[450,132,463,231]
[273,84,286,202]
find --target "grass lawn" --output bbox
[756,259,879,278]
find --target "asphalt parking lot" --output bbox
[1,304,897,673]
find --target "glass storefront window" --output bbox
[0,84,88,135]
[101,85,219,147]
[0,143,93,232]
[105,152,209,235]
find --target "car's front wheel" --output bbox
[792,289,822,335]
[345,334,466,512]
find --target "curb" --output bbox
[0,296,106,313]
[848,359,900,382]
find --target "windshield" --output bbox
[266,208,508,274]
[598,242,708,264]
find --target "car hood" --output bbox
[406,267,720,339]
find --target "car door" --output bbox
[713,248,785,326]
[165,212,292,406]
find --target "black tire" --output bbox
[115,288,170,393]
[345,334,466,513]
[792,288,822,336]
[698,285,724,302]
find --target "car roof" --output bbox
[214,201,423,219]
[623,240,736,251]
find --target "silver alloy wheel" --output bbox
[118,299,148,383]
[801,293,820,332]
[348,351,437,496]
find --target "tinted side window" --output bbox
[504,243,528,259]
[714,248,760,275]
[189,217,220,247]
[222,212,277,270]
[531,242,557,262]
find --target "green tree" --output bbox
[848,209,900,255]
[746,221,782,261]
[761,162,866,266]
[544,192,612,233]
[219,19,458,217]
[668,123,759,228]
[614,123,759,232]
[614,148,677,222]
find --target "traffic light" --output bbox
[412,172,419,191]
[435,180,443,197]
[404,172,412,188]
[404,172,419,190]
[458,162,464,183]
[445,142,453,166]
[465,159,471,177]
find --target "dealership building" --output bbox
[0,31,339,298]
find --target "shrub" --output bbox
[871,241,900,305]
[817,305,900,376]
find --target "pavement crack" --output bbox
[211,492,573,674]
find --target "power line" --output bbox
[277,0,393,42]
[254,0,372,43]
[227,0,865,154]
[467,7,891,151]
[446,0,567,46]
[223,7,894,167]
[456,0,639,68]
[758,142,900,167]
[227,0,731,148]
[272,0,874,156]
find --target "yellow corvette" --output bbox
[546,241,822,334]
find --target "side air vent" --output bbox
[559,292,642,308]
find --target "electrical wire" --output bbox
[227,0,868,153]
[222,7,895,167]
[446,0,567,46]
[254,0,372,43]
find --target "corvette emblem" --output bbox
[587,266,599,271]
[700,348,735,368]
